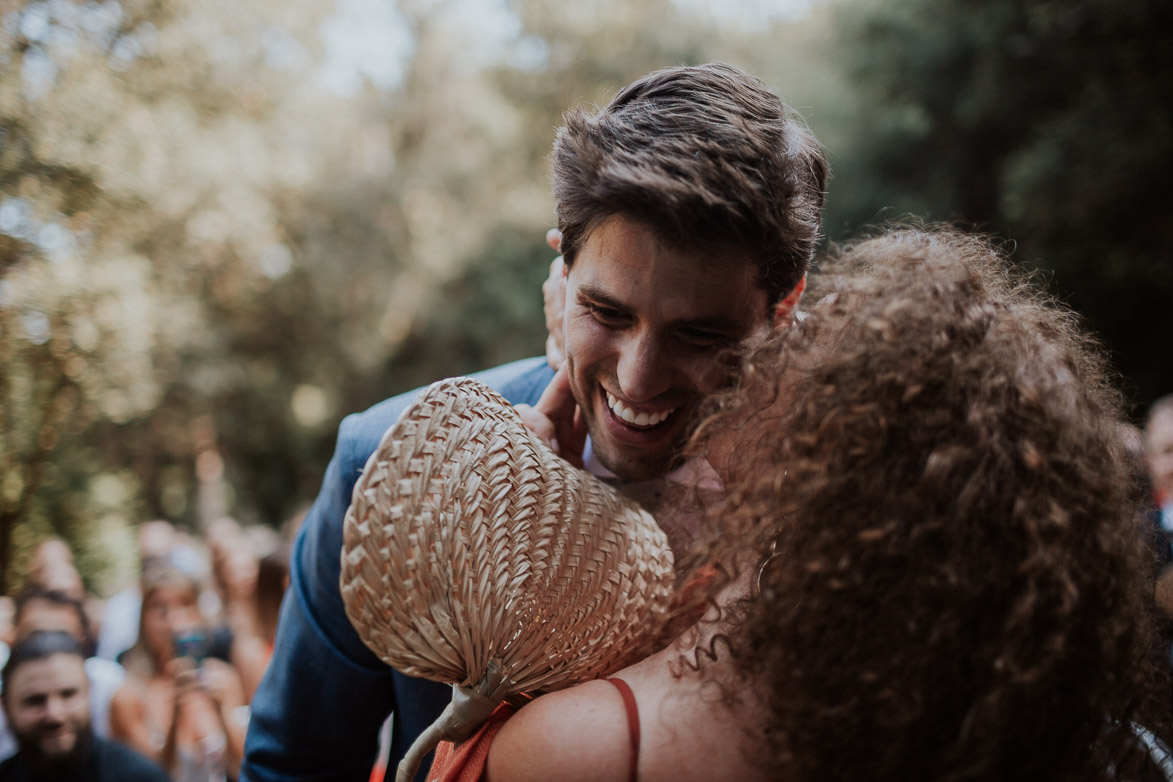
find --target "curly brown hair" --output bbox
[688,228,1171,781]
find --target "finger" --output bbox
[564,402,587,469]
[167,656,197,678]
[515,403,556,448]
[545,228,562,253]
[173,670,201,697]
[515,400,582,468]
[534,363,576,426]
[542,257,568,371]
[536,365,586,468]
[542,256,566,304]
[544,335,565,372]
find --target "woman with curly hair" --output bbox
[458,228,1172,782]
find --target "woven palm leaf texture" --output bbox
[340,377,675,781]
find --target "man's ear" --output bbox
[772,274,806,329]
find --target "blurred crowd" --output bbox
[1145,395,1173,622]
[0,388,1171,781]
[0,516,294,781]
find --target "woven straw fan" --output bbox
[340,377,675,782]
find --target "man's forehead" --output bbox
[9,655,86,693]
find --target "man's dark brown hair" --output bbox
[690,228,1172,781]
[550,62,828,307]
[14,586,94,656]
[1,630,87,702]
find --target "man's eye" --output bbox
[679,329,731,348]
[587,304,626,326]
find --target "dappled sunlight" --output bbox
[0,0,1167,600]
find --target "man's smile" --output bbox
[39,723,76,749]
[605,390,677,429]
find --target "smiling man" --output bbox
[0,631,169,782]
[559,214,771,479]
[0,587,129,764]
[242,62,827,782]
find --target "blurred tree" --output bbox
[3,0,806,590]
[0,0,369,589]
[830,0,1173,412]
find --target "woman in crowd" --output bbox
[109,554,247,782]
[207,518,292,702]
[434,228,1173,781]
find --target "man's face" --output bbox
[1147,409,1173,500]
[563,214,770,480]
[2,654,91,769]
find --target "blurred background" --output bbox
[2,0,1170,594]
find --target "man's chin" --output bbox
[587,408,691,482]
[591,439,680,482]
[23,729,91,774]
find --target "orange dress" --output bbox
[425,703,519,782]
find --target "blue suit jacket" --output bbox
[241,357,555,782]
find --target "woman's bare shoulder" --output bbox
[486,679,633,782]
[109,676,147,709]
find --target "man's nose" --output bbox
[42,697,67,725]
[616,333,672,403]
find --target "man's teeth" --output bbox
[606,391,675,427]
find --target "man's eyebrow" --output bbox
[576,284,628,311]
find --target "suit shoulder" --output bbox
[473,356,555,404]
[338,356,553,460]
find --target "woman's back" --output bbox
[486,629,773,782]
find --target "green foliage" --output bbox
[379,227,552,398]
[0,0,792,589]
[829,0,1173,411]
[4,0,1167,591]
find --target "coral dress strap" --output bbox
[426,702,518,782]
[604,678,640,782]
